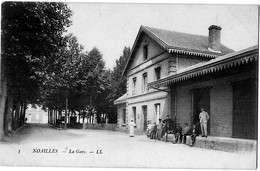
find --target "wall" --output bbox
[83,123,118,131]
[124,33,212,134]
[177,54,208,70]
[128,34,166,72]
[210,83,232,137]
[125,34,171,134]
[175,71,255,137]
[127,91,169,134]
[176,86,191,125]
[117,103,127,133]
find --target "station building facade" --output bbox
[149,46,258,139]
[115,25,236,134]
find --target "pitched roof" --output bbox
[148,45,258,88]
[144,26,234,55]
[123,25,234,75]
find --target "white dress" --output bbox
[129,121,136,137]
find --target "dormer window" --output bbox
[155,67,161,80]
[143,44,148,60]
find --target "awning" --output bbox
[148,45,258,88]
[114,93,127,105]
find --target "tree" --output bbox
[109,47,130,101]
[43,34,84,129]
[97,47,131,123]
[1,2,72,131]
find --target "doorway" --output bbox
[233,79,257,139]
[142,105,147,131]
[192,87,211,134]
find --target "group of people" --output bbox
[146,107,209,146]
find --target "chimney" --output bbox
[208,25,222,53]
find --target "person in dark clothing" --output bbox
[173,123,182,144]
[162,115,173,132]
[162,115,174,141]
[191,124,196,144]
[182,123,192,144]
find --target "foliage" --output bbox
[2,2,72,105]
[108,47,130,101]
[2,2,131,126]
[1,2,73,129]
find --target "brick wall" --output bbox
[210,83,233,137]
[175,71,254,137]
[177,54,208,70]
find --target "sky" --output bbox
[66,3,258,69]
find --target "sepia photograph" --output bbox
[0,1,258,169]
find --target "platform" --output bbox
[194,136,257,153]
[162,134,257,153]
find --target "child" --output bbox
[150,122,158,139]
[147,121,152,138]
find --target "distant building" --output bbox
[25,105,48,124]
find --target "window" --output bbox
[143,44,148,60]
[132,107,136,123]
[122,109,126,124]
[132,77,137,95]
[155,67,161,80]
[155,104,160,123]
[142,73,148,92]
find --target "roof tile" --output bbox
[144,26,234,54]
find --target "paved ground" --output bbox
[0,124,256,169]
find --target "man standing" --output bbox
[199,107,209,138]
[157,119,163,140]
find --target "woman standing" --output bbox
[129,118,136,137]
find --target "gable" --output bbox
[123,25,234,76]
[127,32,166,72]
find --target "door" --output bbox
[193,88,211,134]
[142,106,147,131]
[233,79,257,139]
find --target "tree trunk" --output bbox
[64,96,68,129]
[54,110,57,125]
[20,102,26,126]
[78,110,80,123]
[0,80,7,140]
[5,95,13,133]
[11,101,15,130]
[14,101,20,130]
[19,102,24,126]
